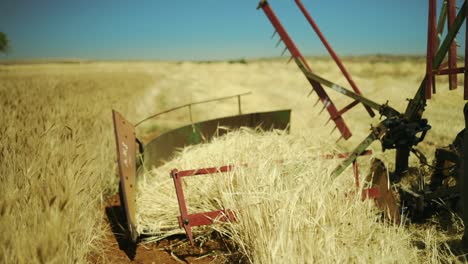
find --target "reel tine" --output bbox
[335,135,343,143]
[325,117,332,126]
[275,38,282,47]
[331,125,337,134]
[281,47,288,56]
[307,89,314,97]
[319,103,327,114]
[287,56,294,64]
[314,98,320,107]
[271,30,277,39]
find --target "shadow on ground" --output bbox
[105,205,137,261]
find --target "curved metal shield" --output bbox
[142,109,291,170]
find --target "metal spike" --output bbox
[325,117,332,126]
[319,104,327,114]
[275,38,282,48]
[335,135,343,143]
[307,89,314,97]
[281,47,288,56]
[331,126,337,134]
[314,98,320,107]
[457,44,461,47]
[287,56,294,64]
[271,30,277,39]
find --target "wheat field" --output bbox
[0,56,466,263]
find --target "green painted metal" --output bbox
[296,57,400,118]
[436,0,448,48]
[331,132,376,178]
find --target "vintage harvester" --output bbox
[113,0,468,246]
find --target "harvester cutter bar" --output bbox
[258,0,352,139]
[171,166,236,246]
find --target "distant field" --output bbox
[0,56,466,263]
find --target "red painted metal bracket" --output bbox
[171,166,236,246]
[323,150,379,200]
[258,1,352,140]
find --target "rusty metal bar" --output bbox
[176,165,234,177]
[258,0,352,140]
[448,0,458,90]
[135,92,252,127]
[338,101,360,116]
[322,150,372,160]
[188,104,193,124]
[112,110,139,242]
[171,166,236,246]
[433,0,466,69]
[294,0,375,118]
[426,0,437,99]
[353,160,359,188]
[171,169,194,244]
[435,67,465,75]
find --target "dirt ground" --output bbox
[88,195,242,264]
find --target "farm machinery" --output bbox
[112,0,468,247]
[257,0,468,235]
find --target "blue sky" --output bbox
[0,0,465,60]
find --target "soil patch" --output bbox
[89,195,244,263]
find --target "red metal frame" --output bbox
[258,1,352,140]
[323,150,379,200]
[426,0,437,99]
[171,166,236,246]
[447,0,458,90]
[426,0,467,99]
[294,0,375,118]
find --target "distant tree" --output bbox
[0,32,9,53]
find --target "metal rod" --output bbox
[436,0,448,47]
[188,104,193,124]
[435,66,465,75]
[296,59,398,115]
[353,161,359,188]
[448,0,458,90]
[135,92,252,126]
[237,95,242,115]
[294,0,375,118]
[258,1,352,139]
[426,0,437,99]
[433,0,466,69]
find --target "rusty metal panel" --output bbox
[112,110,138,242]
[143,109,291,170]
